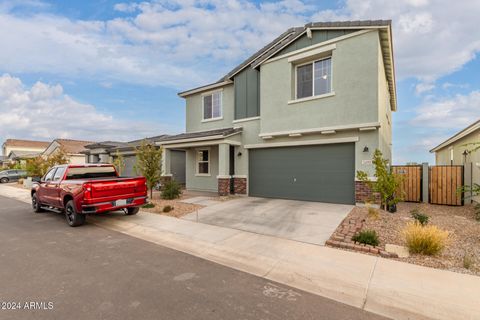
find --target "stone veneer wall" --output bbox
[217,178,230,196]
[355,181,380,204]
[233,177,247,194]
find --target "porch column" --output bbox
[162,148,172,181]
[217,143,230,196]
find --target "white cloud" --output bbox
[0,74,167,143]
[412,90,480,129]
[415,82,435,94]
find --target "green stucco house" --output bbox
[160,20,397,205]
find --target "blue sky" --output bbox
[0,0,479,164]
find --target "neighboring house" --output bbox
[430,119,480,203]
[7,150,43,167]
[84,136,186,183]
[161,20,396,205]
[1,139,50,167]
[42,139,94,164]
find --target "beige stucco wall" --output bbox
[185,85,235,133]
[68,154,87,165]
[435,131,480,202]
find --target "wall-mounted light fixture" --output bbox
[363,146,369,153]
[237,152,242,157]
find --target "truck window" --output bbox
[65,166,117,180]
[53,167,66,181]
[44,168,56,182]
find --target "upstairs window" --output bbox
[203,91,222,120]
[296,57,332,99]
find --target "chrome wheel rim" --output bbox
[32,196,37,209]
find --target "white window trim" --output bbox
[195,147,211,176]
[294,56,333,101]
[202,90,223,122]
[288,91,335,105]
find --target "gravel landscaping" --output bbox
[141,198,204,218]
[331,202,480,276]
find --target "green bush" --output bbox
[162,205,174,213]
[142,202,155,209]
[474,203,480,221]
[352,230,379,246]
[161,180,182,200]
[411,208,429,225]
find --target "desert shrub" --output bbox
[411,208,429,225]
[463,252,475,269]
[352,230,379,246]
[163,205,174,213]
[161,180,182,200]
[367,206,380,220]
[403,222,449,255]
[142,202,155,209]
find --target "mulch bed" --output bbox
[328,202,480,276]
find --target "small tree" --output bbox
[135,140,162,199]
[26,147,69,177]
[26,156,49,177]
[112,150,126,176]
[357,149,403,211]
[46,147,69,168]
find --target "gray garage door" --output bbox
[249,143,355,204]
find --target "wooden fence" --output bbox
[429,166,463,206]
[392,165,422,202]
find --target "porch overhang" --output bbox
[157,128,242,149]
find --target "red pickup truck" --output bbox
[31,164,147,227]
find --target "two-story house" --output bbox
[160,20,396,205]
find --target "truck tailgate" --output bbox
[89,177,146,200]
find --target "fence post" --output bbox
[422,162,429,203]
[464,162,473,205]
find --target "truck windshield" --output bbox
[65,167,117,180]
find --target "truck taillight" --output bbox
[83,183,92,199]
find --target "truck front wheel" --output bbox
[32,193,43,213]
[126,207,139,215]
[65,200,86,227]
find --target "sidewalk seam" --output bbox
[362,256,378,310]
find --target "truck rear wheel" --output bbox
[126,207,139,215]
[65,200,86,227]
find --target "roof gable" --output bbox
[430,119,480,153]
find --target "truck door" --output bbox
[50,167,66,207]
[39,168,57,206]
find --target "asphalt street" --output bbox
[0,195,387,320]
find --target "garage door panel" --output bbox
[249,144,355,204]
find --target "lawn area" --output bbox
[330,202,480,276]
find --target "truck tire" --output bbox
[126,207,139,215]
[0,177,9,183]
[65,200,86,227]
[32,193,44,213]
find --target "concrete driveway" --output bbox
[182,197,353,245]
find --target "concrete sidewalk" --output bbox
[1,184,479,320]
